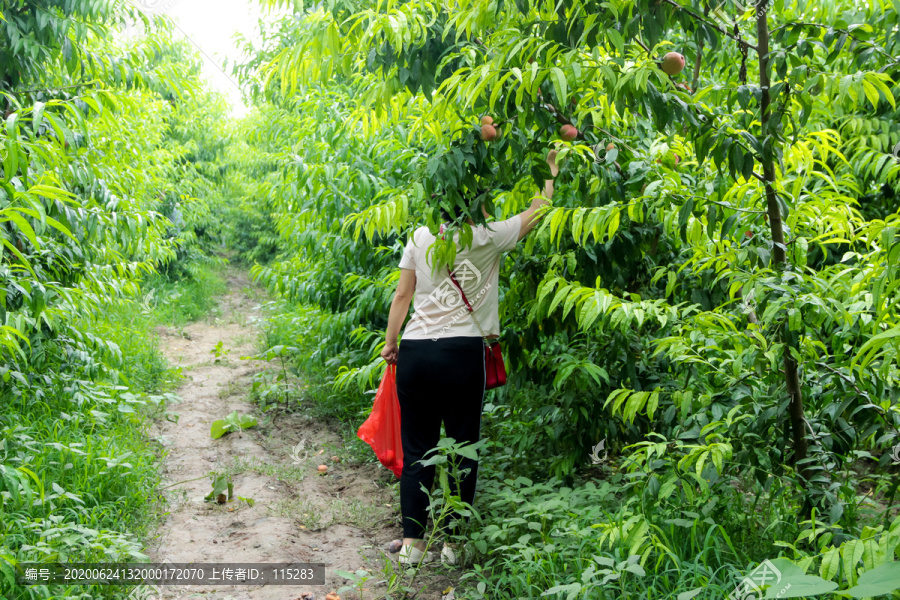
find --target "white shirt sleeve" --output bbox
[488,216,522,253]
[399,231,417,270]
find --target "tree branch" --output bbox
[660,0,759,53]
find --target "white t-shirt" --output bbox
[399,217,522,340]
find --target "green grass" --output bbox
[0,260,224,599]
[1,311,173,598]
[267,496,386,530]
[143,262,226,326]
[248,297,900,600]
[84,298,180,394]
[222,455,307,485]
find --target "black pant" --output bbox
[396,336,485,540]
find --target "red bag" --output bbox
[357,364,404,477]
[484,340,507,389]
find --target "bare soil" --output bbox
[144,268,456,600]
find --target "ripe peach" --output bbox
[661,52,686,76]
[559,124,578,141]
[481,124,497,141]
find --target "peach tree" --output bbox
[243,0,900,530]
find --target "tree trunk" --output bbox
[756,0,810,499]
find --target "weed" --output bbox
[210,411,258,439]
[0,297,181,599]
[144,263,226,327]
[268,497,325,529]
[223,456,307,485]
[335,569,381,600]
[211,340,231,362]
[328,498,388,528]
[217,379,246,399]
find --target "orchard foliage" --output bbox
[1,1,229,597]
[245,0,900,498]
[230,0,900,595]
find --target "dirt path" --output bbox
[144,268,427,600]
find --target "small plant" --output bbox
[373,435,490,598]
[248,344,300,408]
[419,436,488,553]
[210,341,231,362]
[335,569,381,600]
[203,472,255,507]
[328,498,385,528]
[210,411,258,439]
[204,472,234,504]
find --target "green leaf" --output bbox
[843,561,900,598]
[606,29,624,55]
[549,67,568,107]
[31,101,45,134]
[210,420,229,439]
[204,473,233,502]
[607,209,620,240]
[5,110,17,136]
[541,583,582,599]
[759,558,839,599]
[0,553,15,588]
[678,198,694,228]
[820,547,840,581]
[210,411,258,439]
[676,589,702,600]
[1,210,38,247]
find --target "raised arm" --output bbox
[517,149,560,241]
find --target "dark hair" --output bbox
[431,189,485,223]
[440,204,465,223]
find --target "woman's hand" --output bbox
[381,339,399,364]
[547,149,560,178]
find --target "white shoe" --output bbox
[441,543,458,566]
[398,544,435,565]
